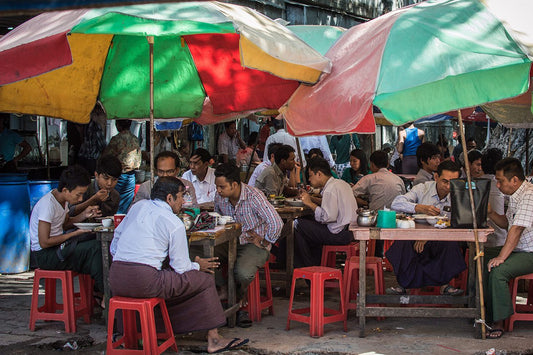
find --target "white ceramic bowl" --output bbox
[102,218,113,228]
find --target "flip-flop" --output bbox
[441,285,464,296]
[386,286,406,295]
[486,328,504,339]
[213,338,250,353]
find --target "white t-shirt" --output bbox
[29,191,68,251]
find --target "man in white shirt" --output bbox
[218,121,245,164]
[248,142,282,187]
[110,177,248,353]
[262,119,305,165]
[29,166,104,295]
[295,157,358,267]
[131,151,198,208]
[353,150,406,211]
[182,148,216,205]
[387,160,465,296]
[300,135,335,168]
[484,158,533,338]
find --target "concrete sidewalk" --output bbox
[1,271,532,355]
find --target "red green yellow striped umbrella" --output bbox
[0,2,330,124]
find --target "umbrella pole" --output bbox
[458,110,486,339]
[148,36,155,187]
[44,117,50,180]
[295,137,306,185]
[507,128,513,157]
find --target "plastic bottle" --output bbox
[183,186,193,207]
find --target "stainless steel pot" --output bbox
[357,209,377,227]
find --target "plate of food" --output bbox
[286,198,304,207]
[74,222,101,230]
[412,214,448,225]
[268,195,286,206]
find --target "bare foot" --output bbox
[207,336,248,353]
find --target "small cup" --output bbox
[114,214,126,228]
[102,218,113,228]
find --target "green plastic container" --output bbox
[376,210,397,228]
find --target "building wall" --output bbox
[228,0,423,27]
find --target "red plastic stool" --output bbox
[343,256,385,319]
[321,242,360,268]
[107,296,178,354]
[321,242,360,288]
[243,262,274,322]
[286,266,347,337]
[505,273,533,332]
[29,269,92,333]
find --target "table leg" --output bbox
[227,235,237,327]
[286,218,295,298]
[99,238,111,319]
[358,240,367,338]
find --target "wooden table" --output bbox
[350,223,492,338]
[96,223,241,327]
[189,223,241,327]
[274,205,313,296]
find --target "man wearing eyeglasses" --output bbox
[131,151,198,208]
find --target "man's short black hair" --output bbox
[247,131,258,147]
[214,163,241,185]
[272,119,284,130]
[274,144,295,165]
[58,165,91,191]
[466,137,476,143]
[267,142,283,159]
[308,148,323,159]
[155,151,179,168]
[495,157,525,181]
[224,121,236,129]
[96,155,122,178]
[151,176,185,201]
[191,148,211,163]
[436,160,461,176]
[416,142,440,168]
[307,157,332,177]
[115,119,132,132]
[369,150,389,169]
[467,149,482,164]
[481,148,503,175]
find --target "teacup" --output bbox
[102,218,113,228]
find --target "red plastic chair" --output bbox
[29,269,92,333]
[286,266,347,337]
[243,262,274,322]
[107,296,178,354]
[321,241,361,288]
[505,273,533,332]
[343,256,385,319]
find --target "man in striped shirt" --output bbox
[214,163,283,326]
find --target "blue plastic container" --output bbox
[0,174,30,273]
[29,180,59,210]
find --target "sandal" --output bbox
[212,338,249,353]
[386,286,406,295]
[441,285,464,296]
[236,311,252,328]
[486,328,504,339]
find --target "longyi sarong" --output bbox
[385,240,466,289]
[110,261,226,334]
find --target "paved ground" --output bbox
[1,271,532,355]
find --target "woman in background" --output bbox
[341,149,369,185]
